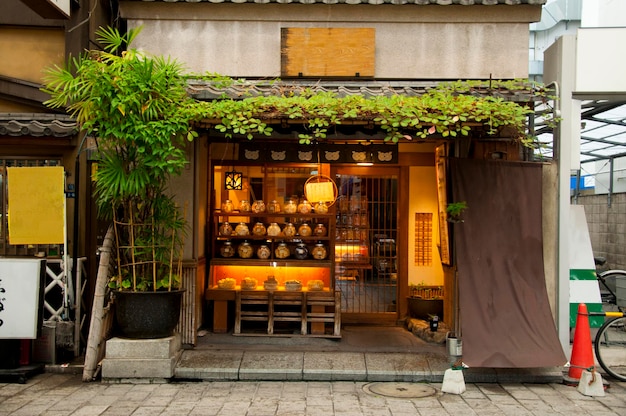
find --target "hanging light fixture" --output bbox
[304,145,338,206]
[224,143,243,190]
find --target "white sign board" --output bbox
[0,259,45,339]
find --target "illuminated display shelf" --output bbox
[209,261,332,290]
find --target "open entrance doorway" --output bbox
[333,167,399,324]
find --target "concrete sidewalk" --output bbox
[171,326,564,384]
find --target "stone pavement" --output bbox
[170,325,564,384]
[1,372,625,415]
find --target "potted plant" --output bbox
[407,282,444,321]
[43,26,198,338]
[446,201,468,223]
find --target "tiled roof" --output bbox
[187,79,536,102]
[0,113,78,137]
[127,0,546,4]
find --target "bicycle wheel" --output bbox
[594,316,626,381]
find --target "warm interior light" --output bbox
[212,264,331,288]
[305,180,335,202]
[225,171,243,190]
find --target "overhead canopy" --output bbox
[536,99,626,164]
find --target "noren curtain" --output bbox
[451,158,566,368]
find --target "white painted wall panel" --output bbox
[576,28,626,93]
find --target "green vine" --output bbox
[192,78,557,145]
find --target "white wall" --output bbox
[407,166,444,287]
[121,3,539,80]
[575,28,626,94]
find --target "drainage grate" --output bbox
[363,382,437,398]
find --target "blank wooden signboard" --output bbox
[7,166,65,245]
[0,258,45,339]
[281,28,375,78]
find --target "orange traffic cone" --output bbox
[568,303,595,381]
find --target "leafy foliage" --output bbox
[42,26,195,292]
[193,79,553,145]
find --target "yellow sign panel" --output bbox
[7,166,65,244]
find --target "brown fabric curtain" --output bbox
[451,159,566,368]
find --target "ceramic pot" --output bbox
[238,241,253,258]
[284,198,297,214]
[294,243,309,260]
[221,199,234,213]
[275,242,290,259]
[314,202,328,214]
[298,223,312,237]
[283,223,296,237]
[312,243,327,260]
[267,222,281,237]
[313,223,327,237]
[252,222,266,236]
[239,200,251,212]
[220,241,235,257]
[114,290,184,339]
[219,222,233,236]
[235,222,250,236]
[252,200,266,213]
[297,199,312,214]
[257,245,271,260]
[267,200,281,213]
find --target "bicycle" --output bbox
[591,257,626,381]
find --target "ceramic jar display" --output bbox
[298,223,312,237]
[297,199,312,214]
[221,199,234,213]
[252,200,266,213]
[267,200,281,213]
[284,198,297,214]
[252,222,266,236]
[312,243,327,260]
[239,199,251,212]
[275,242,290,259]
[238,241,253,258]
[267,222,281,237]
[219,221,233,236]
[313,223,327,237]
[283,223,296,237]
[314,202,328,214]
[257,244,271,260]
[235,222,250,236]
[294,243,309,260]
[220,241,235,258]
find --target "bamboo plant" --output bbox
[42,26,196,291]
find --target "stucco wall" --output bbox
[0,27,64,83]
[120,3,539,79]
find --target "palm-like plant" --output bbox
[43,26,198,291]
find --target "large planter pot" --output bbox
[407,297,443,321]
[114,290,184,339]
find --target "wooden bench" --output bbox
[232,290,341,338]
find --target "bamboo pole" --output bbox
[82,225,115,382]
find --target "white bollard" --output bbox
[441,368,466,394]
[577,370,605,397]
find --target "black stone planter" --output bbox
[114,290,184,339]
[407,297,443,321]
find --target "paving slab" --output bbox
[174,349,242,380]
[303,352,367,381]
[239,351,304,380]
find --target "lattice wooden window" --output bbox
[414,213,432,266]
